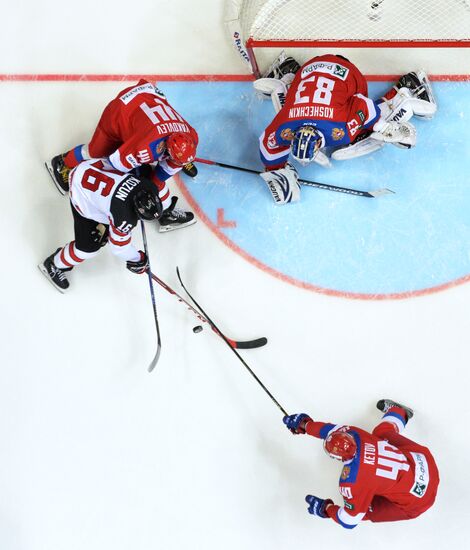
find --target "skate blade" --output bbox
[38,263,66,294]
[44,161,68,196]
[158,219,197,233]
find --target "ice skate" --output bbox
[38,248,72,293]
[158,197,196,232]
[377,399,414,421]
[45,154,71,195]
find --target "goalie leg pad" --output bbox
[253,73,294,112]
[259,162,300,204]
[411,70,437,118]
[263,50,300,79]
[253,77,287,96]
[380,72,437,122]
[331,136,385,161]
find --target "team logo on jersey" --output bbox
[411,482,427,497]
[332,128,345,141]
[156,141,166,155]
[409,452,429,498]
[334,64,348,79]
[301,61,349,81]
[341,466,351,480]
[280,128,295,142]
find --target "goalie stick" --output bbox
[196,158,394,198]
[176,267,287,416]
[150,272,267,350]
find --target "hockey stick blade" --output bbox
[234,337,268,349]
[147,347,161,373]
[150,272,267,350]
[367,188,395,198]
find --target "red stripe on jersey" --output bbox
[60,247,74,268]
[109,234,131,247]
[109,221,128,237]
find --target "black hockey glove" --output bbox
[91,224,109,248]
[126,251,148,275]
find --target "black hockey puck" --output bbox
[193,325,203,333]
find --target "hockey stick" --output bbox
[196,157,394,198]
[176,267,287,416]
[140,220,162,373]
[150,272,267,350]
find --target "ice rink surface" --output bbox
[1,1,470,549]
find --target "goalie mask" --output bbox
[133,188,162,221]
[166,132,196,166]
[291,126,322,165]
[324,430,357,461]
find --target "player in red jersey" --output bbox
[46,80,198,232]
[255,53,436,203]
[283,399,439,529]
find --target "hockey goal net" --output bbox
[225,0,470,78]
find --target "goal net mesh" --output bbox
[239,0,470,43]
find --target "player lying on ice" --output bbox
[283,399,439,529]
[39,158,163,293]
[46,80,198,232]
[256,53,437,204]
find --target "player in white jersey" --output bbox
[39,159,162,292]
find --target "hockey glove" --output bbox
[260,162,300,205]
[371,120,417,149]
[91,223,109,248]
[126,251,148,275]
[305,495,334,518]
[283,413,312,434]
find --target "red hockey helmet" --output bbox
[166,132,196,165]
[324,431,357,461]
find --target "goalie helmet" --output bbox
[166,132,196,166]
[133,187,162,221]
[324,430,357,461]
[291,126,322,165]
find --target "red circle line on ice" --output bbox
[175,175,470,301]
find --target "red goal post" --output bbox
[225,0,470,80]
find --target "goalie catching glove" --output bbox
[260,162,300,204]
[371,119,417,149]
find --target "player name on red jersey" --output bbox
[156,122,190,135]
[288,106,334,120]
